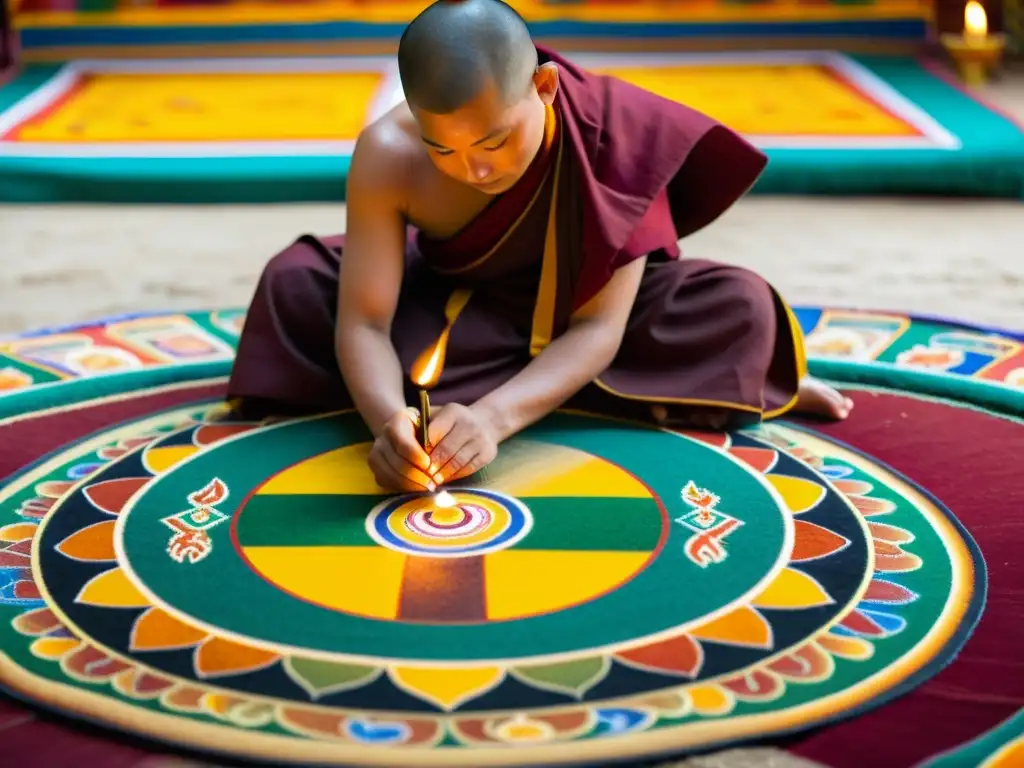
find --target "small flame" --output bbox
[965,1,987,37]
[411,338,446,389]
[410,289,474,389]
[434,490,457,508]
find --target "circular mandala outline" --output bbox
[102,411,804,667]
[0,400,983,767]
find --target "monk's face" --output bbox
[413,64,559,195]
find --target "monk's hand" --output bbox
[427,403,499,485]
[368,409,436,493]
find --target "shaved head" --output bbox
[398,0,539,115]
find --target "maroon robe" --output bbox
[227,47,806,426]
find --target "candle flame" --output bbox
[965,1,987,36]
[435,490,456,508]
[410,289,474,390]
[411,338,446,389]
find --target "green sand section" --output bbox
[1,56,1021,203]
[121,411,788,660]
[237,495,664,552]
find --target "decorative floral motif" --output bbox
[161,478,231,564]
[675,481,744,567]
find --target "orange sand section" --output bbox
[593,63,923,137]
[10,70,384,143]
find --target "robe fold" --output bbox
[227,46,807,425]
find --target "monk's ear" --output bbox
[533,62,559,106]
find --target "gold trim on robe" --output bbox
[529,114,565,358]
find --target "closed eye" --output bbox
[484,137,509,152]
[431,147,454,156]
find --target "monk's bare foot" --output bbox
[794,377,853,420]
[651,405,730,430]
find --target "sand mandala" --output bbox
[0,398,985,765]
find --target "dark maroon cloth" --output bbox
[226,235,799,422]
[543,46,767,307]
[227,48,795,421]
[0,388,1019,766]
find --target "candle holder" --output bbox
[940,3,1006,87]
[940,31,1007,86]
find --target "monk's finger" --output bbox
[430,425,473,479]
[436,443,479,483]
[426,405,462,449]
[378,442,435,492]
[368,451,408,493]
[386,412,430,471]
[449,450,485,482]
[450,441,498,482]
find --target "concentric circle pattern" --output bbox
[367,490,532,558]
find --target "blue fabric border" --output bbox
[19,19,928,48]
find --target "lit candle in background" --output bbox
[964,1,988,47]
[940,1,1005,90]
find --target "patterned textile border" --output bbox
[11,0,932,62]
[0,306,1021,423]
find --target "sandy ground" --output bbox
[1,65,1023,336]
[0,61,1022,768]
[2,193,1023,336]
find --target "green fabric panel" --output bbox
[754,56,1024,199]
[0,155,351,204]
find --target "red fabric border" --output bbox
[0,383,225,483]
[787,390,1023,768]
[0,386,1020,767]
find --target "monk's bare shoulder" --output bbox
[348,105,432,207]
[350,104,495,237]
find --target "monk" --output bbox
[227,0,853,493]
